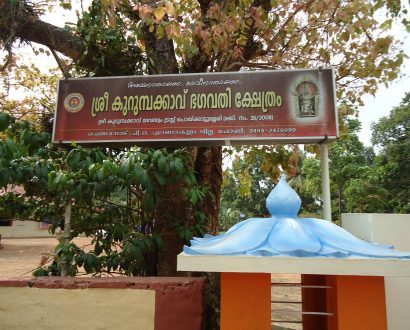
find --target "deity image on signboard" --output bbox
[64,93,85,113]
[294,80,319,118]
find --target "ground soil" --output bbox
[0,237,302,330]
[0,236,92,278]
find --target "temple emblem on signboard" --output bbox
[64,93,85,113]
[294,80,319,118]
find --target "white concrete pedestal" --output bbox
[342,213,410,330]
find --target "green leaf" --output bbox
[54,172,67,187]
[143,193,155,210]
[154,171,166,185]
[67,150,81,169]
[188,189,198,205]
[130,245,139,259]
[103,160,115,175]
[140,170,152,189]
[94,243,103,255]
[174,158,184,175]
[153,149,162,160]
[113,226,123,242]
[132,165,144,184]
[97,168,105,180]
[32,267,49,277]
[54,243,64,255]
[153,235,164,249]
[94,150,105,163]
[112,256,119,270]
[5,139,17,156]
[158,156,166,172]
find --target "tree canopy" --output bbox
[371,92,410,212]
[279,97,410,223]
[1,0,408,100]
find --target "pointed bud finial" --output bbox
[266,176,301,217]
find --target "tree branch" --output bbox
[0,0,82,60]
[139,0,178,74]
[49,47,71,78]
[264,0,315,56]
[229,0,273,68]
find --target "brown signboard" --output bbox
[53,69,338,146]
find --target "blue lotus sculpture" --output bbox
[184,176,410,258]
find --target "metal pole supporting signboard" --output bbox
[320,143,332,221]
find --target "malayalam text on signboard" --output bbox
[53,69,338,146]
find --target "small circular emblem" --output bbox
[64,93,84,113]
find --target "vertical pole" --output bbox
[320,143,332,221]
[61,201,72,277]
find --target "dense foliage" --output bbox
[0,112,208,276]
[371,92,410,213]
[220,152,273,229]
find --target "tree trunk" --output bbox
[195,146,223,235]
[138,7,223,275]
[155,147,223,276]
[155,182,188,276]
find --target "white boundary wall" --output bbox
[342,213,410,330]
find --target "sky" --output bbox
[359,65,410,146]
[8,2,410,148]
[358,28,410,147]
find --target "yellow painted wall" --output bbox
[0,220,57,238]
[0,287,155,330]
